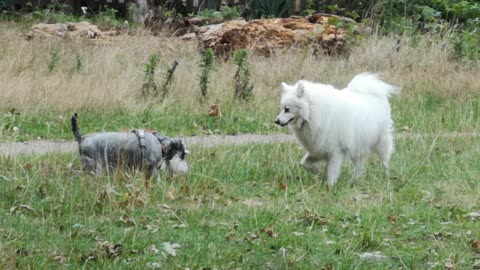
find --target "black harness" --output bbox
[132,130,185,166]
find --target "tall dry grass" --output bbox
[0,21,479,113]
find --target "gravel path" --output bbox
[0,132,478,157]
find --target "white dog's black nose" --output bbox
[274,119,281,125]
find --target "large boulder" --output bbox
[193,15,353,56]
[26,22,119,43]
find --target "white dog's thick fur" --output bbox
[275,73,400,187]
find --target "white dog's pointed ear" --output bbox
[281,82,289,93]
[296,82,305,97]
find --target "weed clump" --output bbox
[161,60,179,99]
[199,48,215,99]
[141,53,160,98]
[47,48,61,73]
[233,49,254,101]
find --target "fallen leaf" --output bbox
[146,224,160,233]
[146,262,162,269]
[181,184,190,194]
[279,182,288,191]
[119,214,136,226]
[160,242,181,257]
[173,223,187,229]
[242,199,263,207]
[20,205,34,211]
[445,260,455,270]
[279,247,287,257]
[53,255,67,263]
[147,245,160,254]
[471,240,480,253]
[23,163,33,171]
[245,232,260,242]
[166,185,175,200]
[465,212,480,221]
[261,224,275,238]
[387,215,397,224]
[208,103,221,117]
[359,252,390,260]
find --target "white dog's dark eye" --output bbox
[284,108,290,113]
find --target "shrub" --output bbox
[199,48,215,99]
[233,49,254,101]
[141,54,160,98]
[161,60,179,99]
[246,0,294,19]
[48,49,61,73]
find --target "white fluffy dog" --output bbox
[275,73,400,187]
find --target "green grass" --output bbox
[1,92,479,142]
[1,136,479,269]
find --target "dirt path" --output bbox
[0,132,478,157]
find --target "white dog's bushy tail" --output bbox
[345,73,400,99]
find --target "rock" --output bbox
[180,32,197,40]
[27,21,102,40]
[180,33,197,40]
[196,15,352,56]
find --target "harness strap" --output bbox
[132,129,147,166]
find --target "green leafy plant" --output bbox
[221,6,241,20]
[198,9,222,20]
[48,48,61,73]
[246,0,294,19]
[233,49,254,101]
[453,20,480,63]
[161,60,179,99]
[71,53,83,74]
[141,54,160,98]
[96,7,122,29]
[199,48,215,99]
[301,0,316,16]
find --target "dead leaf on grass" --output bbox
[444,260,455,270]
[245,232,260,242]
[279,182,288,191]
[166,185,175,200]
[119,214,136,226]
[53,255,67,264]
[387,215,397,224]
[181,184,190,194]
[359,251,390,260]
[23,163,33,171]
[159,242,181,257]
[95,241,122,259]
[242,199,263,207]
[303,209,328,225]
[173,223,187,229]
[465,212,480,222]
[208,103,221,117]
[146,224,160,233]
[471,239,480,253]
[261,224,277,238]
[10,204,35,214]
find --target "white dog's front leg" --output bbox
[352,157,366,180]
[300,153,319,175]
[326,154,344,187]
